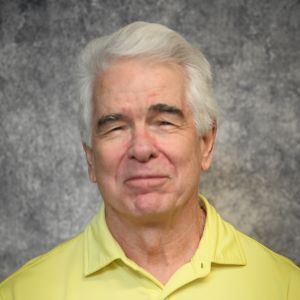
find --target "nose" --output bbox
[128,127,158,162]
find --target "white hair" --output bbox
[77,21,218,146]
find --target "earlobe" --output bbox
[200,126,217,171]
[82,144,97,183]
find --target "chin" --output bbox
[128,192,175,217]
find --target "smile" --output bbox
[124,175,169,189]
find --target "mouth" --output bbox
[124,175,169,189]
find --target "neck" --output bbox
[105,198,206,284]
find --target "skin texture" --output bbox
[84,58,216,283]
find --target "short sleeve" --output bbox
[287,265,300,299]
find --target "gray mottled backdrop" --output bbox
[0,0,299,281]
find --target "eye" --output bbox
[102,125,127,136]
[109,125,126,132]
[158,120,174,126]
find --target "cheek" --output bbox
[162,136,202,175]
[93,140,129,177]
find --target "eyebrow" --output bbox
[149,103,184,118]
[96,103,184,129]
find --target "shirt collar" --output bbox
[83,204,126,276]
[83,195,246,276]
[196,194,247,266]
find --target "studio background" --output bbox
[0,0,299,281]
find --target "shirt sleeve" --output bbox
[287,265,300,300]
[0,291,5,300]
[0,284,11,300]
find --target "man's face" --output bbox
[84,58,215,222]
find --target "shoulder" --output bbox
[0,232,84,298]
[235,226,300,295]
[219,219,300,299]
[236,228,299,272]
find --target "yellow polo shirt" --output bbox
[1,195,299,299]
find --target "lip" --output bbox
[124,175,168,188]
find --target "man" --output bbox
[0,22,299,299]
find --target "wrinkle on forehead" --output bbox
[95,57,186,94]
[92,58,188,117]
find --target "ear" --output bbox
[200,126,217,171]
[82,144,97,183]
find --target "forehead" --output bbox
[92,58,187,114]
